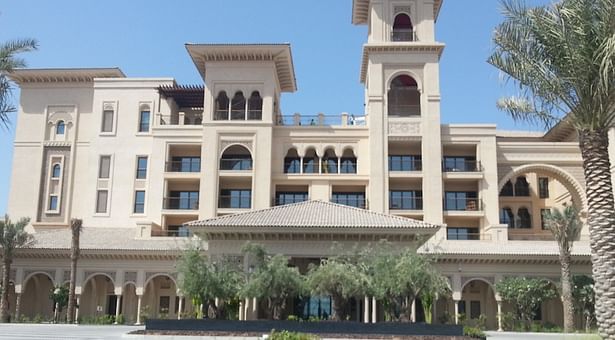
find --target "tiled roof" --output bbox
[27,227,186,251]
[187,200,440,230]
[420,240,591,257]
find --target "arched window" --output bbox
[56,121,65,135]
[220,145,252,170]
[284,148,301,174]
[500,207,515,228]
[322,148,338,174]
[514,176,530,196]
[247,91,263,120]
[231,91,246,120]
[51,164,61,179]
[340,148,357,174]
[517,207,532,228]
[500,180,514,196]
[388,75,420,117]
[392,13,414,41]
[303,148,319,174]
[215,91,229,120]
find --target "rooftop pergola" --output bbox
[158,84,205,108]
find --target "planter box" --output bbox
[145,319,463,336]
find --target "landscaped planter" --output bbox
[145,319,463,336]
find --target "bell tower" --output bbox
[353,0,445,223]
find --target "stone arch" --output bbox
[143,274,178,319]
[461,277,496,293]
[80,273,117,319]
[83,272,116,288]
[144,273,178,288]
[387,70,423,91]
[219,143,253,158]
[498,163,587,211]
[23,271,55,287]
[21,273,55,320]
[460,278,498,330]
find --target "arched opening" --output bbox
[516,207,532,229]
[392,13,414,41]
[303,148,319,174]
[514,176,530,197]
[122,283,138,324]
[460,279,498,330]
[220,145,253,171]
[21,273,54,320]
[500,207,515,228]
[215,91,229,120]
[80,274,116,319]
[231,91,246,120]
[247,91,263,120]
[143,275,178,319]
[52,164,61,179]
[321,148,338,174]
[388,75,420,117]
[340,148,357,174]
[500,180,514,196]
[284,148,301,174]
[56,121,65,135]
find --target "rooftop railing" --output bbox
[156,112,203,126]
[276,113,367,127]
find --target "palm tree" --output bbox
[544,206,582,332]
[0,38,38,128]
[488,0,615,337]
[0,215,32,322]
[66,218,82,324]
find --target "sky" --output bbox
[0,0,551,215]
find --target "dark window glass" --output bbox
[219,189,251,209]
[215,91,229,120]
[539,177,549,198]
[500,208,515,228]
[443,156,477,172]
[517,208,532,228]
[169,157,201,172]
[322,156,338,174]
[303,156,319,174]
[331,192,366,209]
[284,157,301,173]
[470,301,481,319]
[447,228,480,240]
[220,155,252,170]
[247,91,263,120]
[52,164,61,178]
[56,121,65,135]
[444,191,478,211]
[458,301,466,314]
[96,190,108,213]
[159,296,170,314]
[388,75,420,116]
[134,191,145,213]
[340,157,357,174]
[167,191,199,210]
[389,190,423,210]
[294,296,332,320]
[500,180,514,196]
[514,177,530,196]
[167,225,192,237]
[389,155,421,171]
[136,156,148,179]
[49,196,58,211]
[275,192,308,206]
[231,91,246,120]
[139,110,150,132]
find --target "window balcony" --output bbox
[442,159,481,172]
[274,194,309,206]
[389,157,422,172]
[153,226,193,237]
[391,29,417,42]
[218,194,251,209]
[219,158,253,171]
[389,196,423,210]
[388,104,421,117]
[331,196,368,209]
[447,228,491,241]
[165,159,201,173]
[163,197,199,210]
[443,197,482,211]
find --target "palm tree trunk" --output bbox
[0,258,11,323]
[66,220,81,323]
[579,129,615,338]
[559,252,574,332]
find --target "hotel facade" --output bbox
[4,0,605,330]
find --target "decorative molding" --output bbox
[23,269,55,283]
[84,270,116,283]
[43,141,72,147]
[394,6,412,15]
[124,271,137,284]
[145,271,177,285]
[388,121,420,135]
[63,270,71,283]
[219,140,253,155]
[461,276,495,289]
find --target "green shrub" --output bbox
[33,314,43,323]
[115,314,125,325]
[463,326,486,340]
[286,315,300,321]
[269,330,319,340]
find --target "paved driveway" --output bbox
[485,331,601,340]
[0,324,142,340]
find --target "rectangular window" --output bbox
[169,157,200,172]
[136,156,148,179]
[167,191,199,210]
[388,155,421,171]
[159,296,170,314]
[541,208,551,230]
[447,228,480,240]
[283,158,301,173]
[444,191,478,211]
[443,156,477,172]
[275,192,309,206]
[331,192,366,209]
[139,110,150,132]
[134,191,145,214]
[101,110,114,133]
[48,195,59,211]
[539,177,549,198]
[219,189,251,209]
[470,301,481,319]
[389,190,423,210]
[96,190,108,213]
[98,156,111,179]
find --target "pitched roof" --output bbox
[419,240,591,257]
[26,227,185,252]
[187,200,440,230]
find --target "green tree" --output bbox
[573,275,596,332]
[176,243,241,319]
[66,218,81,323]
[49,285,68,323]
[487,0,615,336]
[543,206,582,332]
[0,215,32,322]
[306,257,368,321]
[495,277,557,330]
[240,253,305,320]
[0,39,38,127]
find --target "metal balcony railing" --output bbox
[389,197,423,210]
[163,197,199,210]
[447,232,492,241]
[157,112,203,126]
[389,159,422,172]
[388,104,421,117]
[442,160,482,172]
[331,197,368,209]
[443,197,482,211]
[273,196,309,206]
[391,29,417,42]
[218,195,251,209]
[165,160,201,173]
[219,158,253,171]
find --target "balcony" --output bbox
[219,158,253,171]
[391,29,417,42]
[274,194,309,206]
[331,197,368,209]
[442,159,481,173]
[165,159,201,173]
[218,194,251,209]
[443,197,481,211]
[163,197,199,210]
[389,196,423,211]
[447,228,492,241]
[152,226,192,237]
[276,113,366,127]
[388,104,420,117]
[389,157,422,172]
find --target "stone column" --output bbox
[411,299,416,322]
[74,295,80,324]
[497,300,503,331]
[252,297,257,317]
[454,300,460,324]
[177,297,183,320]
[15,294,21,320]
[239,301,244,321]
[135,295,143,325]
[114,295,121,324]
[244,298,250,320]
[363,296,370,323]
[371,297,377,323]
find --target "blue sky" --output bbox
[0,0,550,215]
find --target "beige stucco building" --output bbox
[3,0,603,330]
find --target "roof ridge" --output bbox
[187,200,323,225]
